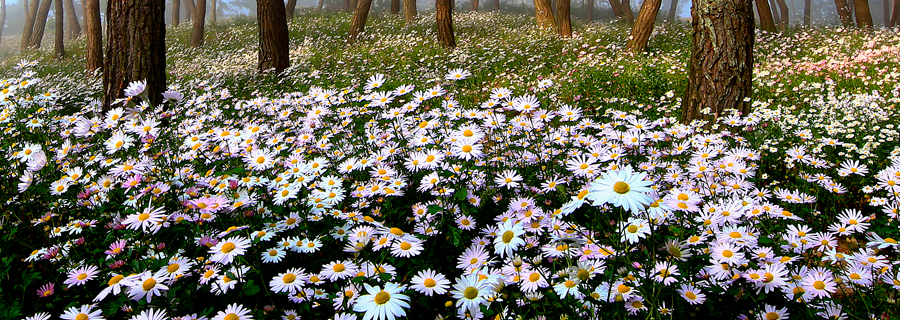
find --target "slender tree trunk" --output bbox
[853,0,872,28]
[103,0,167,110]
[54,0,64,57]
[883,0,889,27]
[682,0,754,126]
[535,0,556,29]
[318,0,325,10]
[472,0,479,10]
[191,0,206,47]
[834,0,853,25]
[286,0,297,19]
[609,0,625,20]
[258,0,290,73]
[803,0,810,25]
[64,0,80,40]
[755,0,776,31]
[83,0,102,74]
[348,0,373,40]
[769,0,780,25]
[494,0,500,10]
[29,0,53,48]
[391,0,400,13]
[210,0,216,22]
[436,0,455,48]
[775,0,788,29]
[892,0,900,27]
[21,0,39,50]
[667,0,678,20]
[185,0,195,21]
[586,0,594,20]
[621,0,634,22]
[349,0,358,12]
[404,0,417,23]
[557,0,571,36]
[626,0,661,51]
[0,0,5,45]
[173,0,180,26]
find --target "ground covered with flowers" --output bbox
[2,11,900,320]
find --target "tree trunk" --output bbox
[557,0,571,36]
[803,0,810,25]
[586,0,593,20]
[535,0,556,29]
[472,0,478,10]
[29,0,53,48]
[391,0,400,13]
[892,0,900,27]
[853,0,873,28]
[835,0,853,26]
[667,0,678,20]
[609,0,625,19]
[626,0,661,51]
[883,0,889,27]
[348,0,372,40]
[185,0,195,21]
[755,0,776,31]
[775,0,787,29]
[495,0,500,10]
[103,0,167,110]
[404,0,417,23]
[21,0,39,50]
[318,0,325,10]
[258,0,290,73]
[769,0,780,25]
[682,0,754,126]
[173,0,180,26]
[621,0,634,23]
[0,0,5,45]
[286,0,297,19]
[210,0,216,22]
[436,0,455,48]
[83,0,102,74]
[191,0,206,47]
[54,0,64,57]
[64,0,80,40]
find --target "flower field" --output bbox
[2,11,900,320]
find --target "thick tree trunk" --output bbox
[103,0,167,110]
[621,0,634,22]
[835,0,853,26]
[391,0,400,13]
[348,0,372,40]
[557,0,571,36]
[191,0,206,47]
[535,0,556,29]
[54,0,64,57]
[185,0,195,21]
[803,0,810,25]
[64,0,80,40]
[83,0,102,73]
[682,0,754,126]
[173,0,180,26]
[404,0,417,23]
[286,0,297,19]
[29,0,53,48]
[586,0,594,20]
[472,0,478,10]
[667,0,678,20]
[626,0,661,51]
[609,0,624,19]
[21,0,39,50]
[775,0,788,29]
[853,0,873,29]
[210,0,216,22]
[436,0,455,48]
[258,0,290,73]
[755,0,776,31]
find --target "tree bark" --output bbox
[622,0,634,22]
[586,0,594,20]
[535,0,556,29]
[173,0,180,26]
[54,0,64,57]
[883,0,889,27]
[768,0,780,25]
[892,0,900,27]
[667,0,678,20]
[626,0,661,51]
[609,0,625,19]
[286,0,297,19]
[755,0,776,31]
[103,0,167,110]
[853,0,873,29]
[185,0,195,21]
[803,0,810,25]
[318,0,325,10]
[348,0,372,40]
[29,0,53,48]
[835,0,853,26]
[64,0,80,40]
[557,0,571,36]
[495,0,500,10]
[775,0,787,29]
[21,0,39,50]
[0,0,5,45]
[436,0,455,48]
[391,0,401,13]
[258,0,290,74]
[83,0,102,74]
[682,0,754,126]
[210,0,216,22]
[471,0,478,10]
[404,0,417,23]
[191,0,206,47]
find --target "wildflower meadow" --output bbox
[2,11,900,320]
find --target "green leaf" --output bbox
[427,205,442,214]
[243,280,260,296]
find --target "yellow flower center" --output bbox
[283,274,296,284]
[221,242,236,254]
[502,231,515,243]
[613,182,630,194]
[464,287,479,299]
[142,278,156,291]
